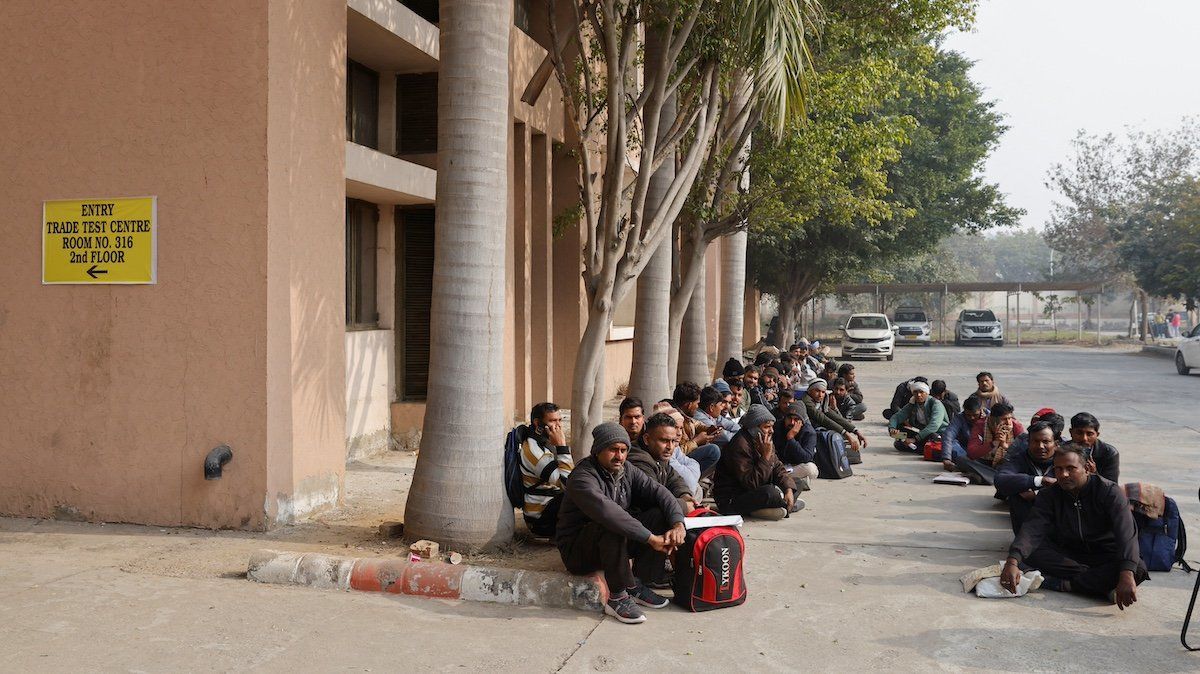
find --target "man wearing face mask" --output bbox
[999,444,1148,609]
[995,420,1059,533]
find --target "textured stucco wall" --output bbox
[265,0,347,525]
[345,330,394,460]
[0,1,271,528]
[0,0,348,529]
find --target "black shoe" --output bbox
[646,578,672,591]
[604,593,647,624]
[630,583,669,609]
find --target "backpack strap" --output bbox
[1178,509,1195,573]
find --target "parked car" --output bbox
[893,306,932,346]
[841,313,896,361]
[955,309,1004,346]
[1176,323,1200,375]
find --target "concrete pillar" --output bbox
[530,133,554,403]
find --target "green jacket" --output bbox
[888,398,949,441]
[802,394,856,435]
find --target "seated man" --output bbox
[930,380,961,416]
[836,363,867,416]
[774,402,819,483]
[672,382,722,476]
[964,371,1012,414]
[831,377,866,421]
[995,420,1059,533]
[1007,408,1065,458]
[630,413,698,510]
[759,367,783,404]
[771,388,796,421]
[712,404,803,519]
[803,379,867,452]
[820,360,839,385]
[940,397,986,470]
[1069,412,1120,483]
[742,365,765,406]
[999,444,1149,608]
[618,396,645,445]
[721,358,751,417]
[556,423,687,624]
[652,403,702,495]
[692,385,739,446]
[711,379,736,418]
[956,402,1024,486]
[520,402,575,537]
[886,379,948,452]
[883,377,928,420]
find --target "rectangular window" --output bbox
[396,73,438,155]
[346,199,379,328]
[346,60,379,149]
[399,207,435,400]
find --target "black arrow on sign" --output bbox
[86,265,108,279]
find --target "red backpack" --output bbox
[671,508,748,612]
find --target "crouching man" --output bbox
[999,444,1149,609]
[556,422,686,624]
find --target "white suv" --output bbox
[893,307,932,346]
[841,313,896,361]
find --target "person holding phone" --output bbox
[519,402,574,537]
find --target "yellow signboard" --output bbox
[43,197,157,284]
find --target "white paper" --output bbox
[683,515,744,530]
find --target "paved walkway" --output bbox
[2,345,1200,672]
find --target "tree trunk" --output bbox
[777,295,797,349]
[1139,288,1150,342]
[667,232,705,382]
[678,262,709,384]
[570,303,614,461]
[628,29,675,404]
[405,0,514,549]
[717,231,747,374]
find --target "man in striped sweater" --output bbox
[520,402,575,538]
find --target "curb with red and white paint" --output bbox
[247,550,609,612]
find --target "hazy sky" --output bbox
[943,0,1200,231]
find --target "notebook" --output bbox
[933,472,971,486]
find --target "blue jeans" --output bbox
[688,443,721,477]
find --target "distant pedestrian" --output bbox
[1170,311,1182,338]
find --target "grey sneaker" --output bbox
[788,498,806,514]
[750,507,787,521]
[604,593,647,624]
[630,583,669,608]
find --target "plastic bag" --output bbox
[975,569,1044,598]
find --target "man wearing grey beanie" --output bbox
[556,422,687,625]
[712,404,804,520]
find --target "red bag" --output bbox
[672,508,747,612]
[922,439,943,462]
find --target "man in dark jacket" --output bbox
[557,422,686,624]
[713,404,802,520]
[930,380,961,416]
[1068,412,1120,483]
[629,413,697,514]
[999,445,1149,608]
[831,378,866,421]
[995,420,1059,533]
[774,402,818,484]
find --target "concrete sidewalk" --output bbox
[3,344,1200,671]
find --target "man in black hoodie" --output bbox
[1000,444,1148,608]
[557,422,686,624]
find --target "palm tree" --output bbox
[404,0,514,549]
